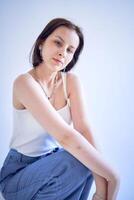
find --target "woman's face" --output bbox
[40,26,79,72]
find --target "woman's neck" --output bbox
[33,64,60,87]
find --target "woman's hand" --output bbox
[92,192,106,200]
[107,173,120,200]
[92,173,107,199]
[92,172,120,200]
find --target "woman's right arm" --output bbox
[14,74,120,200]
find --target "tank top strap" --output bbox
[61,72,68,101]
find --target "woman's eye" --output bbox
[55,40,62,46]
[67,49,73,53]
[54,40,74,54]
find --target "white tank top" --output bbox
[9,72,72,157]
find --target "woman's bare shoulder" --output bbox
[67,72,80,85]
[67,71,77,78]
[66,72,80,97]
[13,72,35,109]
[13,71,36,90]
[14,70,33,82]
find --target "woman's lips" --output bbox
[53,58,63,65]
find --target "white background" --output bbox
[0,1,134,199]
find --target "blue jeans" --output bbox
[0,147,93,200]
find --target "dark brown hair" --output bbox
[29,18,84,72]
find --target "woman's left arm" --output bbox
[67,73,108,199]
[79,127,108,199]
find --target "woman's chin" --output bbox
[53,65,62,71]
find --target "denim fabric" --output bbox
[0,147,93,200]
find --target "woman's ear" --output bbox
[39,45,42,50]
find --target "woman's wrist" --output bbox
[95,176,107,197]
[93,192,106,200]
[93,172,107,195]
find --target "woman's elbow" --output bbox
[109,168,120,187]
[113,172,120,186]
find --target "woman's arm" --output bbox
[82,128,108,199]
[83,130,120,200]
[67,73,107,198]
[61,127,119,200]
[67,73,120,199]
[14,74,120,200]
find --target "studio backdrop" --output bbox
[0,1,134,199]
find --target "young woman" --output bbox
[0,18,120,200]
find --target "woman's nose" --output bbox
[58,48,67,58]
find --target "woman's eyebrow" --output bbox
[55,35,75,49]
